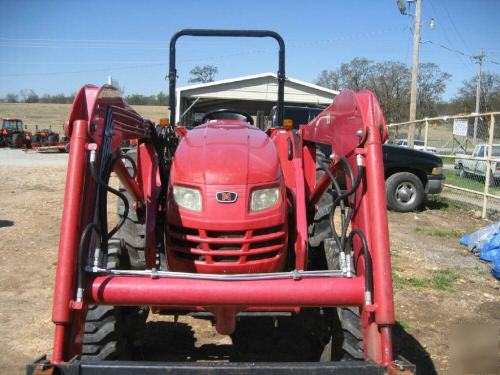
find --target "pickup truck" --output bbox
[395,139,438,154]
[270,105,445,212]
[455,144,500,183]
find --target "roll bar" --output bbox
[168,29,286,127]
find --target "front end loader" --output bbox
[28,29,414,374]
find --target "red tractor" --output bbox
[0,118,31,148]
[29,30,412,374]
[31,126,61,147]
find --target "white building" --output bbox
[175,72,338,127]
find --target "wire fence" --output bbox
[387,112,500,219]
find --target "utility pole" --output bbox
[408,0,422,149]
[472,49,485,145]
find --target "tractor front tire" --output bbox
[81,231,148,361]
[333,307,364,360]
[310,150,365,362]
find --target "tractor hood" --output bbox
[170,121,281,186]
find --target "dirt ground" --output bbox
[0,149,498,374]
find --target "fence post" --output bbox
[482,114,495,218]
[423,118,429,152]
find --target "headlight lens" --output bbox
[250,187,279,212]
[431,167,442,175]
[173,186,202,212]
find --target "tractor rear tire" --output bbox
[82,242,148,361]
[48,134,58,145]
[12,133,23,148]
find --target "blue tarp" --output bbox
[459,222,500,279]
[492,252,500,279]
[459,223,500,255]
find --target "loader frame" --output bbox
[32,29,407,374]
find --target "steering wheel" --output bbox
[201,109,254,125]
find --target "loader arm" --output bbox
[51,85,159,363]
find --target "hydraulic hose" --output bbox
[348,229,373,305]
[318,161,345,252]
[120,153,137,179]
[331,157,362,209]
[318,156,362,254]
[90,152,130,241]
[76,223,101,302]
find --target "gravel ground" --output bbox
[0,149,498,374]
[0,148,68,166]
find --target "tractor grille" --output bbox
[167,224,285,263]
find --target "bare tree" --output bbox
[315,70,340,90]
[314,58,451,123]
[417,63,451,119]
[188,65,218,83]
[452,72,500,114]
[5,93,19,103]
[19,89,39,103]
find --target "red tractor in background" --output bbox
[29,126,70,153]
[0,118,32,148]
[28,30,413,374]
[31,126,61,146]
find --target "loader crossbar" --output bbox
[28,356,387,375]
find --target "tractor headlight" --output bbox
[250,187,279,212]
[173,186,202,212]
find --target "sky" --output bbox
[0,0,499,100]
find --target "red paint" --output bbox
[113,158,144,203]
[50,84,396,367]
[166,121,288,274]
[88,275,365,306]
[51,120,88,362]
[302,90,394,362]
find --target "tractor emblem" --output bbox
[216,191,237,203]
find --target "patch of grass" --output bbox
[392,273,431,288]
[390,249,400,258]
[431,268,459,292]
[393,268,459,292]
[415,226,462,239]
[443,170,500,194]
[397,320,412,330]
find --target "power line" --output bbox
[420,39,500,68]
[0,27,407,51]
[485,58,500,66]
[428,0,474,74]
[0,27,410,78]
[420,39,471,58]
[440,0,472,54]
[0,62,168,77]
